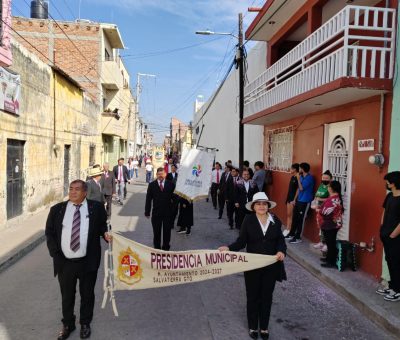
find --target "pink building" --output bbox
[0,0,12,67]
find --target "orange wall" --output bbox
[264,94,392,279]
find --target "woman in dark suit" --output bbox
[219,192,286,339]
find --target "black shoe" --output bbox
[177,228,186,234]
[321,263,336,268]
[118,201,123,206]
[320,257,328,262]
[186,229,191,235]
[57,325,76,340]
[80,324,91,339]
[260,330,269,339]
[284,234,294,239]
[249,330,258,339]
[218,215,222,219]
[206,198,209,202]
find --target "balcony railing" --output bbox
[244,5,396,118]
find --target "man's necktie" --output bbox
[70,204,82,252]
[159,181,164,191]
[216,171,220,184]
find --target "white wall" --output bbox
[193,42,266,167]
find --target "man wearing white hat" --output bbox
[86,167,105,204]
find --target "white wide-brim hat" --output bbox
[245,192,277,211]
[146,160,151,164]
[87,167,103,177]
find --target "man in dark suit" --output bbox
[166,164,179,224]
[113,158,130,205]
[86,167,105,204]
[145,167,176,250]
[101,163,116,220]
[218,164,232,219]
[235,169,259,229]
[225,166,240,229]
[45,179,111,340]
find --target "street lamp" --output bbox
[195,13,244,168]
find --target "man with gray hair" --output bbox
[101,162,116,221]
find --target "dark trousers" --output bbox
[104,194,112,219]
[218,192,225,217]
[152,215,173,250]
[322,228,339,265]
[57,260,98,327]
[244,267,276,330]
[382,235,400,292]
[290,201,310,239]
[226,200,235,227]
[211,183,219,209]
[172,195,179,224]
[236,207,248,230]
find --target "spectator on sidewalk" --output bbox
[234,169,259,230]
[127,158,134,180]
[145,167,176,250]
[211,162,223,210]
[145,160,154,183]
[218,192,286,340]
[312,170,333,252]
[45,179,111,340]
[101,163,115,221]
[86,167,105,204]
[176,197,194,235]
[288,162,315,244]
[253,161,266,192]
[283,163,299,237]
[113,158,130,205]
[376,171,400,302]
[318,180,343,268]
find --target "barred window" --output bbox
[89,145,96,166]
[266,126,293,172]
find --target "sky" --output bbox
[12,0,263,142]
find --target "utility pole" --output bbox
[135,73,156,156]
[238,13,244,169]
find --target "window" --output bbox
[266,126,293,172]
[89,144,96,166]
[104,49,111,61]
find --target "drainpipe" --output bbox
[53,49,57,150]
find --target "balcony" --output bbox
[101,109,124,137]
[244,6,396,125]
[101,58,123,90]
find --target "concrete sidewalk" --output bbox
[1,175,400,337]
[287,239,400,337]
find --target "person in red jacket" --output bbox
[318,180,343,268]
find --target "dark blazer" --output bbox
[166,172,178,185]
[86,179,105,203]
[145,179,176,218]
[101,171,116,195]
[225,175,240,202]
[45,199,108,277]
[218,171,230,194]
[234,179,259,208]
[113,164,130,182]
[229,213,287,281]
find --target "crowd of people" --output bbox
[45,153,400,340]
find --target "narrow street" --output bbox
[0,173,394,340]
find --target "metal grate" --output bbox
[266,126,293,172]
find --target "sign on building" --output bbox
[0,67,21,115]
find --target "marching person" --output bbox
[211,162,223,210]
[235,169,259,229]
[166,164,179,225]
[218,163,232,219]
[101,163,116,221]
[145,167,176,250]
[219,192,286,339]
[86,167,105,204]
[166,164,178,184]
[225,166,240,229]
[45,180,111,340]
[176,197,194,235]
[113,158,130,205]
[145,160,154,183]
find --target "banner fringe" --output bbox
[173,191,209,202]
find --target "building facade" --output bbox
[244,0,397,278]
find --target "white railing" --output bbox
[244,5,396,117]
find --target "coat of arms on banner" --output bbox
[117,247,143,285]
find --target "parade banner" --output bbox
[152,145,165,178]
[174,147,214,201]
[102,233,277,316]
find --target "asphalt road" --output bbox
[0,175,394,340]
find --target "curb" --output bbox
[0,231,45,274]
[287,248,400,339]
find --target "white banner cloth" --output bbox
[174,148,214,201]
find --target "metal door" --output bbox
[323,120,354,241]
[63,145,71,197]
[6,139,25,219]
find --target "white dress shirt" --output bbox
[244,180,250,193]
[257,214,274,236]
[61,199,89,258]
[211,169,222,184]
